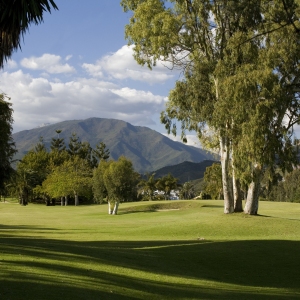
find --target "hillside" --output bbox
[152,160,218,183]
[12,117,218,173]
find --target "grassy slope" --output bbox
[0,200,300,299]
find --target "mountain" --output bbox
[12,117,218,173]
[152,160,219,183]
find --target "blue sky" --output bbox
[0,0,200,146]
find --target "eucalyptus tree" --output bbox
[0,0,58,68]
[122,0,263,213]
[0,93,17,192]
[122,0,300,214]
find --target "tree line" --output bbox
[0,120,186,213]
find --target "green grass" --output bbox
[1,200,300,299]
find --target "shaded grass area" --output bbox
[1,200,300,299]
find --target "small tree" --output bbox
[180,181,195,200]
[155,173,179,200]
[42,156,92,206]
[138,173,157,201]
[103,156,139,215]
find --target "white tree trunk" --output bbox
[112,201,119,215]
[74,193,79,206]
[220,136,234,213]
[61,196,64,206]
[244,166,262,215]
[65,195,68,206]
[108,201,113,214]
[231,146,243,212]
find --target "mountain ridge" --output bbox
[12,117,218,173]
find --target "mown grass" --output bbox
[0,200,300,299]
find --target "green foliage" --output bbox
[138,172,157,200]
[155,173,179,200]
[50,129,66,152]
[92,141,110,162]
[103,156,139,204]
[269,168,300,203]
[92,160,111,204]
[0,93,17,191]
[68,133,108,168]
[204,163,223,200]
[41,156,93,202]
[123,0,300,214]
[179,181,195,199]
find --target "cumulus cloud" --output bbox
[21,54,75,74]
[0,70,165,133]
[82,45,175,84]
[82,63,103,77]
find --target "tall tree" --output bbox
[0,0,58,68]
[0,93,17,192]
[92,142,110,163]
[122,0,300,215]
[122,0,263,213]
[50,129,66,152]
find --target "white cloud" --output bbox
[0,70,165,133]
[82,45,175,84]
[3,59,18,70]
[65,55,73,61]
[82,63,103,77]
[21,54,75,74]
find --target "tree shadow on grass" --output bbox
[0,234,300,300]
[0,224,58,230]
